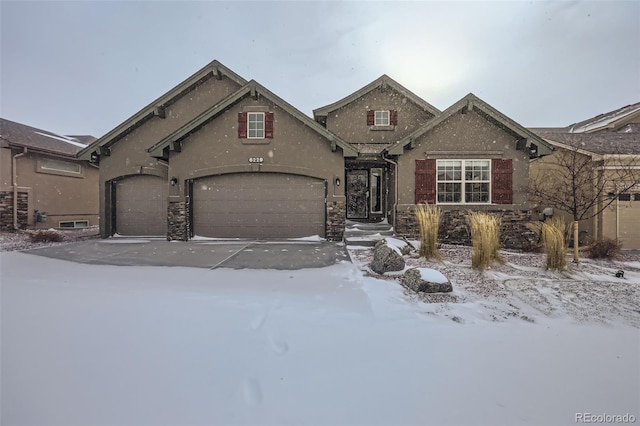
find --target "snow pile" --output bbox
[1,244,639,425]
[418,267,448,283]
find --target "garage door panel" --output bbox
[619,203,640,249]
[194,173,325,238]
[116,175,167,236]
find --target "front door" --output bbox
[346,170,369,219]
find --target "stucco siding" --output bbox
[396,110,531,207]
[325,87,436,145]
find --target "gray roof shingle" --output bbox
[0,118,95,157]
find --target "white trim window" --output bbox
[248,112,265,139]
[437,160,490,203]
[375,110,390,126]
[40,158,81,174]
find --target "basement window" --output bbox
[59,220,89,229]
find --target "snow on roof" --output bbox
[33,131,88,148]
[570,103,640,133]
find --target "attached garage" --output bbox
[618,202,640,249]
[192,173,326,238]
[115,175,167,236]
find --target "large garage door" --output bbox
[193,173,326,238]
[115,175,167,236]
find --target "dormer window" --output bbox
[238,111,274,140]
[367,110,398,128]
[375,110,390,126]
[248,112,264,138]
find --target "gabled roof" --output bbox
[313,75,441,121]
[386,93,554,157]
[0,117,94,158]
[78,59,247,160]
[147,80,358,158]
[531,129,640,156]
[568,102,640,133]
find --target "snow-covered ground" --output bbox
[1,239,639,425]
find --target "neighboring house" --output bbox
[531,102,640,249]
[0,118,99,231]
[79,60,554,246]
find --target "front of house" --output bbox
[79,60,553,247]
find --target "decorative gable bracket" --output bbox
[154,106,166,119]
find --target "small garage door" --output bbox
[618,202,640,249]
[193,173,326,238]
[115,175,167,236]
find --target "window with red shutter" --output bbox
[265,112,274,139]
[390,110,398,126]
[367,110,375,126]
[415,159,436,204]
[491,159,513,204]
[238,112,247,139]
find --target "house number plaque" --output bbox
[248,157,264,163]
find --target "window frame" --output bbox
[247,112,265,139]
[37,157,84,178]
[436,159,491,204]
[374,110,390,127]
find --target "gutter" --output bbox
[382,153,398,232]
[12,147,27,230]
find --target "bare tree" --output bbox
[530,136,640,262]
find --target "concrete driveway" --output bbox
[23,238,351,270]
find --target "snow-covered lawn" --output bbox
[1,246,639,425]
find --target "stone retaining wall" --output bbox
[395,205,538,249]
[0,191,28,231]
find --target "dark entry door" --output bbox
[346,170,368,219]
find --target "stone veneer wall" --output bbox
[0,191,28,231]
[167,200,190,241]
[326,200,346,241]
[395,205,538,249]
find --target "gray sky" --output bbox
[1,0,639,137]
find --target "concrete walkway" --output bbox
[23,238,351,270]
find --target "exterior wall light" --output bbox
[170,177,178,186]
[335,177,341,187]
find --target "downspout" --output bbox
[383,153,398,231]
[12,147,27,230]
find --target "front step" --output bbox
[344,220,395,246]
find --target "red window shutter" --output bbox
[367,110,375,126]
[238,112,247,139]
[492,159,513,204]
[264,112,274,139]
[390,110,398,126]
[415,159,436,204]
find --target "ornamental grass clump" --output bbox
[541,217,567,270]
[415,203,441,259]
[467,211,501,270]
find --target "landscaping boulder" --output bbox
[402,268,452,293]
[370,239,406,274]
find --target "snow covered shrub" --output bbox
[541,217,567,271]
[29,229,64,243]
[415,203,441,259]
[467,211,501,270]
[587,238,622,259]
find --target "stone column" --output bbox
[326,200,346,241]
[167,200,189,241]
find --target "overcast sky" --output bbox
[1,0,638,138]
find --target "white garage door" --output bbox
[193,173,326,238]
[115,175,167,236]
